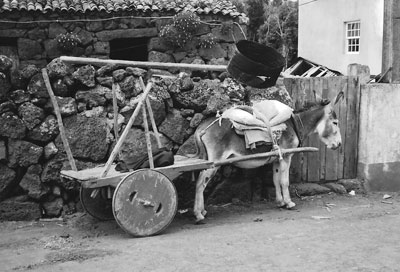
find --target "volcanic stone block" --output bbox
[0,196,41,221]
[18,102,45,130]
[324,182,347,194]
[8,139,43,168]
[291,183,332,196]
[54,115,109,161]
[0,163,16,201]
[72,65,96,88]
[0,55,13,73]
[0,112,27,139]
[158,109,190,144]
[19,164,49,200]
[42,197,64,217]
[27,115,59,143]
[0,72,11,101]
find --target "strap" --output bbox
[291,114,304,147]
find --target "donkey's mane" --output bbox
[293,99,330,113]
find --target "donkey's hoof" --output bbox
[195,219,206,225]
[276,201,286,208]
[286,201,296,209]
[194,213,205,224]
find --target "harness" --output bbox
[200,108,287,160]
[291,114,305,147]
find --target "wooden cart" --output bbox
[48,57,317,237]
[61,157,213,237]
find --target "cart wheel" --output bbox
[80,187,114,221]
[112,169,177,237]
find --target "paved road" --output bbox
[1,192,400,272]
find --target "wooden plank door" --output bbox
[284,76,360,182]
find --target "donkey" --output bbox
[192,93,343,223]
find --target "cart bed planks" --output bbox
[61,155,213,188]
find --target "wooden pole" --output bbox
[112,83,120,141]
[60,56,227,72]
[142,105,154,169]
[42,68,77,171]
[146,98,162,149]
[347,64,371,85]
[392,0,400,83]
[382,0,393,82]
[100,80,153,177]
[139,77,162,148]
[213,147,319,167]
[382,0,400,82]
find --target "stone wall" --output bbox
[0,11,246,70]
[0,54,292,221]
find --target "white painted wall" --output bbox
[298,0,384,75]
[358,84,400,165]
[358,83,400,191]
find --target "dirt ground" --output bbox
[1,192,400,272]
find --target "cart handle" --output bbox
[213,147,319,166]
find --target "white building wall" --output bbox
[298,0,384,75]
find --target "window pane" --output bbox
[346,21,360,53]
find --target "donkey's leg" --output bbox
[194,167,219,222]
[280,155,296,209]
[272,162,285,207]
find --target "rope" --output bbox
[233,22,247,40]
[199,117,221,137]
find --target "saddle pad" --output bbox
[244,129,271,149]
[219,106,288,149]
[221,107,267,128]
[252,100,293,127]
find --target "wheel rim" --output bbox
[80,186,114,221]
[112,169,178,237]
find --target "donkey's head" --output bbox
[314,92,343,150]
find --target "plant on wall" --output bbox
[55,32,81,52]
[159,24,192,48]
[199,33,217,49]
[160,11,213,49]
[172,11,201,33]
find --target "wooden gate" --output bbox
[284,76,360,182]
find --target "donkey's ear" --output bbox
[333,91,344,105]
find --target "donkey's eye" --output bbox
[333,121,338,126]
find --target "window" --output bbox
[345,21,360,54]
[110,38,149,61]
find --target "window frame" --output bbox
[345,21,361,54]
